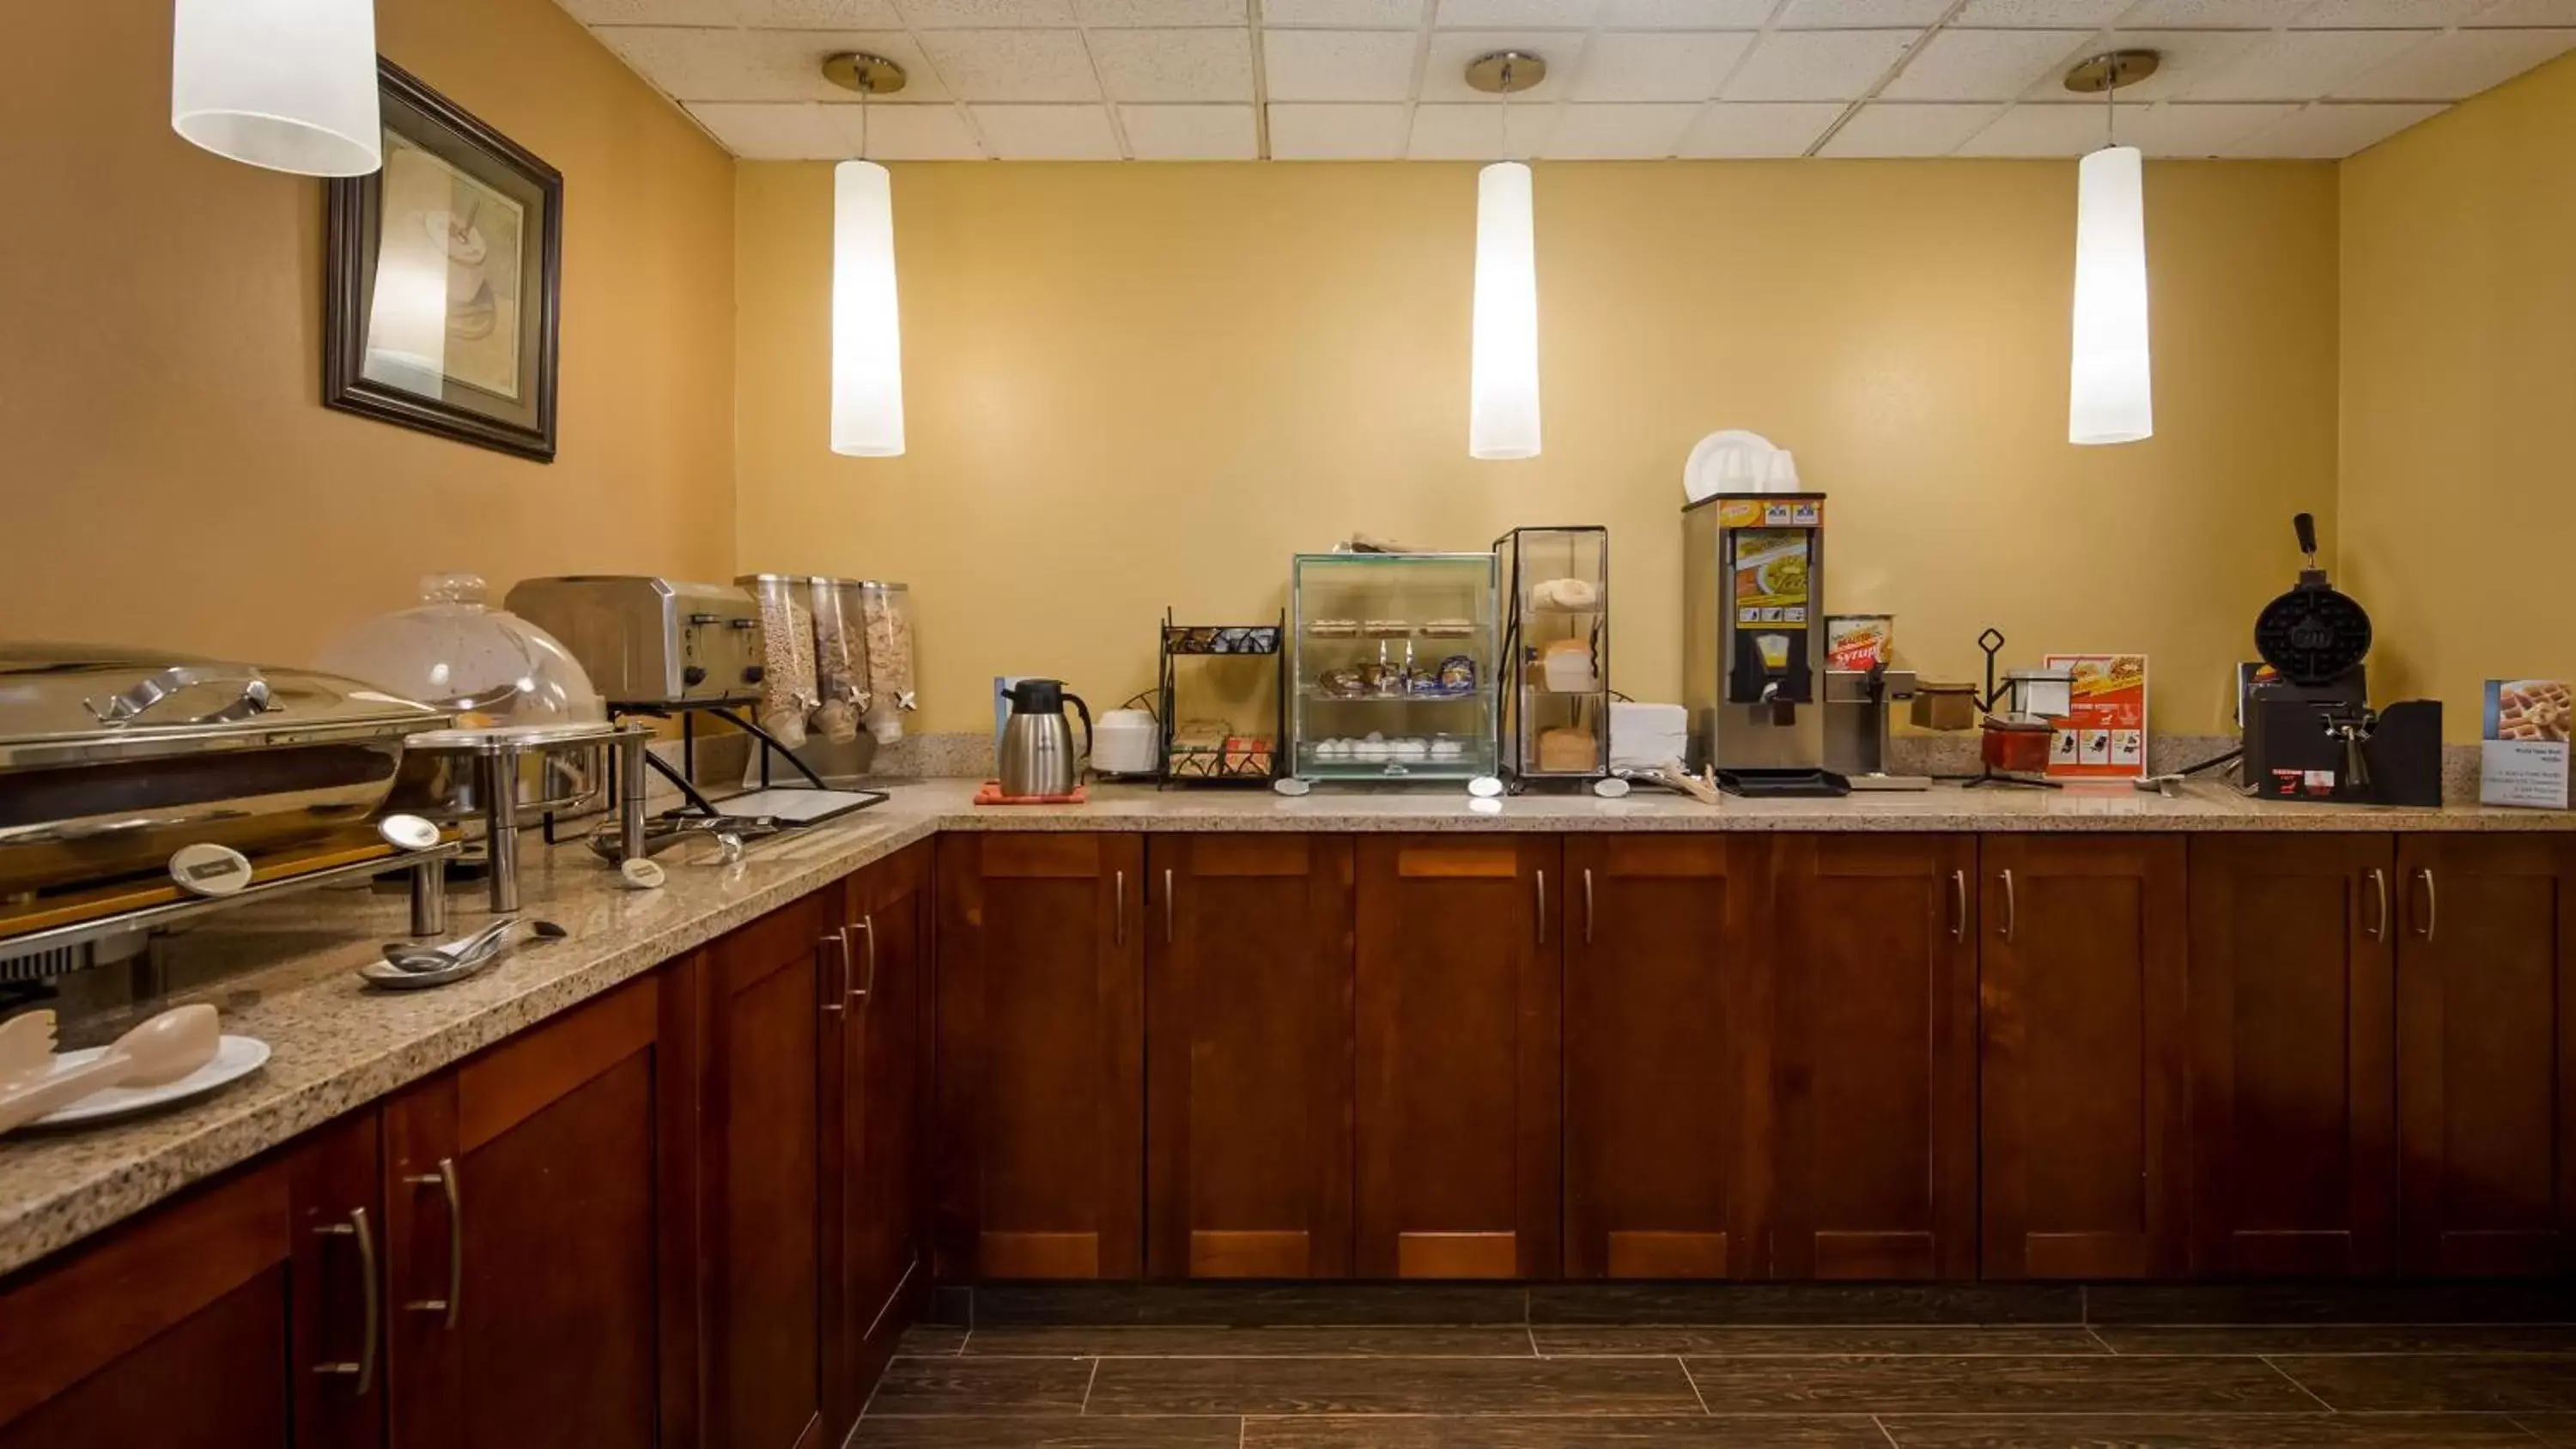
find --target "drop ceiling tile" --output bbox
[1723,28,1919,99]
[741,29,956,100]
[970,102,1123,155]
[1266,101,1413,155]
[2115,100,2298,154]
[2290,0,2489,25]
[2032,29,2257,101]
[1819,100,2006,153]
[1120,102,1260,155]
[1777,0,1951,25]
[2182,28,2424,100]
[1406,100,1558,155]
[1074,0,1244,21]
[2332,27,2576,100]
[2112,0,2309,24]
[737,0,906,25]
[1419,32,1587,100]
[1262,0,1424,22]
[2227,100,2445,155]
[1262,28,1423,99]
[1676,100,1845,154]
[1433,0,1602,25]
[560,0,733,22]
[1571,30,1754,99]
[1539,101,1702,155]
[1951,0,2127,21]
[2472,0,2576,23]
[685,101,846,157]
[597,27,765,99]
[826,100,989,155]
[1090,27,1255,100]
[1880,27,2091,100]
[1948,99,2106,152]
[897,0,1076,24]
[1598,0,1776,26]
[920,29,1099,100]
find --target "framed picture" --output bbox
[325,60,562,462]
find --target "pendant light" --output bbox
[1466,51,1545,461]
[170,0,382,177]
[824,52,908,458]
[2064,50,2158,446]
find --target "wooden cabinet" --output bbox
[829,842,933,1420]
[1772,834,1979,1281]
[1354,835,1561,1279]
[0,1112,380,1449]
[382,972,694,1449]
[1978,834,2188,1280]
[2186,834,2397,1277]
[936,832,1145,1280]
[2395,834,2576,1276]
[1561,834,1765,1280]
[1145,834,1355,1280]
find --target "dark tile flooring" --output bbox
[853,1286,2576,1448]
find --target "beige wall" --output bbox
[2341,52,2576,737]
[0,0,734,668]
[736,160,2340,736]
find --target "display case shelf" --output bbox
[1290,552,1499,785]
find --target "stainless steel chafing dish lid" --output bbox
[0,645,452,771]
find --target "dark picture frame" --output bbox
[325,59,562,462]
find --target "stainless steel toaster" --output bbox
[503,577,764,707]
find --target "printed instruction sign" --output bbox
[2044,654,2149,782]
[2482,678,2571,809]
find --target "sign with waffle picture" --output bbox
[2482,678,2571,809]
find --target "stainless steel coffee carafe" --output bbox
[997,678,1091,797]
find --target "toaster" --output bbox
[505,576,764,707]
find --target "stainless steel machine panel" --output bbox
[503,576,763,706]
[1682,494,1827,776]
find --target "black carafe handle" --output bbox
[1065,693,1093,765]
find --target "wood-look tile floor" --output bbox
[853,1300,2576,1449]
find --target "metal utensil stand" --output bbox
[1157,609,1288,787]
[1952,627,2061,791]
[598,700,888,822]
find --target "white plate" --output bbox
[27,1035,270,1127]
[1683,428,1782,502]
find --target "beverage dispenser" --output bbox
[1681,493,1846,796]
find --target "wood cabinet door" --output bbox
[1562,834,1764,1281]
[829,841,932,1424]
[1979,834,2188,1280]
[2187,834,2398,1277]
[1146,834,1356,1280]
[383,971,695,1449]
[2396,834,2576,1276]
[937,831,1146,1280]
[1773,834,1978,1282]
[1354,835,1562,1280]
[0,1111,380,1449]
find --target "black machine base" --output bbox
[1717,767,1850,798]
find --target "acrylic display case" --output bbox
[1497,526,1609,783]
[1290,551,1499,782]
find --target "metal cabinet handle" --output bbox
[820,932,848,1014]
[2367,867,2391,943]
[1115,870,1127,946]
[403,1158,461,1330]
[1163,868,1176,947]
[1998,869,2017,943]
[2414,867,2437,940]
[1535,869,1548,944]
[311,1206,380,1395]
[848,917,876,1004]
[1583,868,1595,946]
[1950,869,1968,943]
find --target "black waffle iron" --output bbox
[2244,513,2439,805]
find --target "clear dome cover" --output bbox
[318,573,605,727]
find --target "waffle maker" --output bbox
[2243,513,2439,805]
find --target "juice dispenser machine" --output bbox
[1682,493,1848,797]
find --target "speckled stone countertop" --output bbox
[2,776,2567,1278]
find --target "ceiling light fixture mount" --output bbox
[2063,49,2159,95]
[1465,51,1546,95]
[822,52,908,96]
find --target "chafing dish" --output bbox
[502,576,764,707]
[0,646,449,899]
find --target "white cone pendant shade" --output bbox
[1469,161,1540,461]
[2069,144,2152,446]
[832,160,906,458]
[171,0,382,178]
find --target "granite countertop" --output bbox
[2,775,2567,1278]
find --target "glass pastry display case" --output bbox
[1290,551,1498,782]
[1496,526,1608,784]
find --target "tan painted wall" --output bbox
[0,0,734,668]
[735,160,2340,735]
[2341,52,2576,738]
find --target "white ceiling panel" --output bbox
[1406,100,1558,155]
[2290,0,2491,25]
[2332,27,2576,100]
[1089,27,1255,100]
[685,100,848,156]
[1949,0,2126,22]
[1879,27,2092,100]
[1676,100,1846,154]
[2180,28,2427,102]
[836,100,989,154]
[1724,27,1920,99]
[739,28,957,98]
[1598,0,1777,27]
[1947,98,2099,152]
[2115,0,2311,25]
[1419,32,1589,100]
[1432,0,1603,26]
[897,0,1077,24]
[562,0,736,23]
[1777,0,1952,26]
[2227,100,2447,155]
[2472,0,2576,22]
[920,28,1100,99]
[1571,30,1755,100]
[1075,0,1245,22]
[1267,101,1413,155]
[1820,101,2008,154]
[1539,101,1702,156]
[2034,28,2259,101]
[1263,28,1424,99]
[596,27,762,98]
[1121,102,1261,155]
[2115,100,2300,155]
[1261,0,1425,23]
[971,102,1123,154]
[740,0,908,24]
